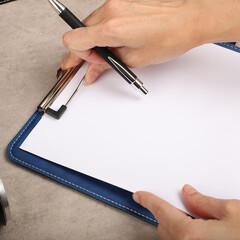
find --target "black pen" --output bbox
[48,0,148,95]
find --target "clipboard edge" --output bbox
[215,42,240,53]
[6,110,158,226]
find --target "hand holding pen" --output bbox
[48,0,148,95]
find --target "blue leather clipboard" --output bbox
[7,43,240,226]
[7,110,158,226]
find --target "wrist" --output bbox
[195,0,240,44]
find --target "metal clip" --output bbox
[38,61,85,119]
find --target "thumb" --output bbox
[182,184,227,219]
[133,191,187,225]
[85,63,110,84]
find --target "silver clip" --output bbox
[38,60,85,119]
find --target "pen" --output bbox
[48,0,148,95]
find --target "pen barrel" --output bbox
[60,8,85,28]
[94,47,137,84]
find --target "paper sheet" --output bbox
[21,44,240,213]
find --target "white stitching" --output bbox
[9,112,158,224]
[217,42,240,52]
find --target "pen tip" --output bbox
[140,86,148,95]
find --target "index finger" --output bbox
[63,23,123,52]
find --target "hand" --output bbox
[61,0,240,84]
[133,185,240,240]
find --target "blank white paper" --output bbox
[21,44,240,214]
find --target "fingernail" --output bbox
[61,58,67,67]
[87,71,99,84]
[132,193,140,204]
[184,184,197,196]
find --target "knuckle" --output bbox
[62,33,69,47]
[125,60,136,68]
[62,32,72,48]
[124,59,134,68]
[124,54,145,68]
[104,0,119,12]
[102,18,122,36]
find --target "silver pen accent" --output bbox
[48,0,65,14]
[108,57,148,95]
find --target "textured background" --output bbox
[0,0,159,239]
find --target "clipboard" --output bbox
[7,43,240,226]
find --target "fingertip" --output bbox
[60,57,67,69]
[182,185,225,219]
[60,60,74,70]
[132,191,154,207]
[61,52,83,70]
[132,192,140,204]
[85,63,110,84]
[85,70,99,84]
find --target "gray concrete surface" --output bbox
[0,0,159,239]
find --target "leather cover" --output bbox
[216,42,240,53]
[7,110,158,226]
[6,43,240,227]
